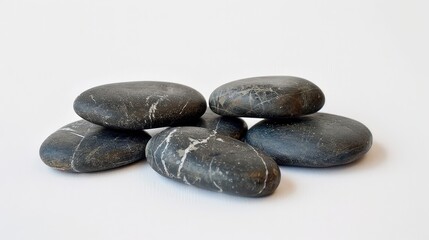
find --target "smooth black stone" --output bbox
[178,109,248,140]
[40,120,151,172]
[146,127,281,197]
[74,81,207,130]
[245,113,372,167]
[209,76,325,118]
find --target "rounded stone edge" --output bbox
[39,138,75,172]
[145,127,282,197]
[208,76,326,118]
[73,81,208,130]
[249,146,282,197]
[244,114,373,168]
[40,120,151,173]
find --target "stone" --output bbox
[245,113,372,167]
[179,109,248,140]
[209,76,325,118]
[146,127,281,197]
[74,81,207,130]
[40,120,151,172]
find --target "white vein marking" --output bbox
[250,146,268,195]
[147,95,167,126]
[216,138,224,142]
[59,128,84,138]
[154,129,178,176]
[148,101,159,123]
[178,101,189,115]
[183,176,191,185]
[70,126,92,172]
[225,86,280,114]
[60,127,76,132]
[209,157,223,192]
[213,181,223,192]
[177,131,216,179]
[213,119,221,133]
[69,132,84,138]
[85,146,102,159]
[90,94,97,104]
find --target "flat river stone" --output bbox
[179,109,248,140]
[146,127,281,197]
[245,113,372,167]
[209,76,325,118]
[74,81,207,130]
[40,120,151,172]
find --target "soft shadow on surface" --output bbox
[40,143,385,200]
[284,141,387,174]
[340,141,386,170]
[43,158,148,177]
[265,173,295,200]
[143,170,295,203]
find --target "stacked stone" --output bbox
[209,76,372,168]
[40,77,372,197]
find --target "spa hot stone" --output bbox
[40,120,151,172]
[146,127,281,197]
[209,76,325,118]
[74,81,207,130]
[245,113,372,167]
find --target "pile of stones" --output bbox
[40,76,372,197]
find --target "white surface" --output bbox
[1,0,428,239]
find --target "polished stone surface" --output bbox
[40,120,151,172]
[180,109,248,140]
[209,76,325,118]
[245,113,372,167]
[74,81,207,130]
[146,127,281,197]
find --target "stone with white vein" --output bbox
[39,120,151,172]
[209,76,325,118]
[146,127,281,197]
[177,109,248,140]
[74,81,207,130]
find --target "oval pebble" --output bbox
[146,127,281,197]
[74,81,207,130]
[40,120,151,172]
[245,113,372,167]
[209,76,325,118]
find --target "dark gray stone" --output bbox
[146,127,281,197]
[178,109,248,140]
[245,113,372,167]
[209,76,325,118]
[74,81,207,130]
[40,120,151,172]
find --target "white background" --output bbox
[1,0,428,239]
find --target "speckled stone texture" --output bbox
[146,127,281,197]
[74,81,207,130]
[40,120,151,172]
[180,109,248,140]
[245,113,372,167]
[209,76,325,118]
